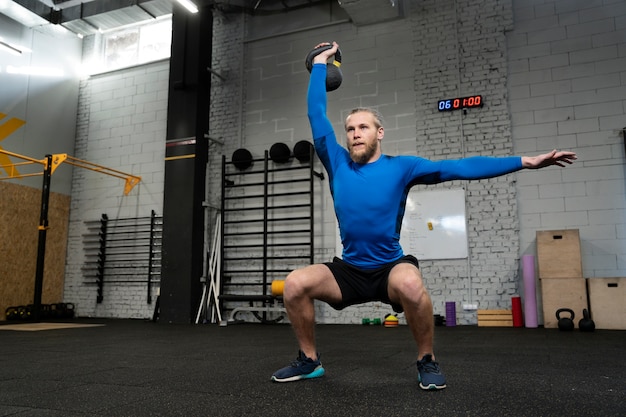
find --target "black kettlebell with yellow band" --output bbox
[305,43,343,92]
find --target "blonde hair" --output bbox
[345,107,385,130]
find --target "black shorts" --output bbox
[324,255,420,312]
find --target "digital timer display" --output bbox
[437,95,483,112]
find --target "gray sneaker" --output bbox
[417,354,447,390]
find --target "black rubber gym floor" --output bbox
[0,319,624,416]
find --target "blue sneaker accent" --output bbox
[271,351,325,383]
[417,354,447,390]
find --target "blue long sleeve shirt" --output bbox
[307,63,523,268]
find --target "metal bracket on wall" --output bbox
[207,67,226,81]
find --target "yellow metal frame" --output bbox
[0,149,141,195]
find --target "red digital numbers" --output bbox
[438,95,483,112]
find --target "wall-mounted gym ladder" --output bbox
[219,147,323,322]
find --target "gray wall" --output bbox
[0,15,81,195]
[64,60,169,319]
[509,0,626,278]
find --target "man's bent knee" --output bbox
[388,265,428,305]
[283,269,308,299]
[284,264,341,304]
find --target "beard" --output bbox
[349,140,379,164]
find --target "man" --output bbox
[271,42,577,389]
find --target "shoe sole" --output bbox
[419,382,447,390]
[271,367,325,383]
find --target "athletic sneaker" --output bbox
[416,354,447,390]
[271,350,325,382]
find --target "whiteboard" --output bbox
[400,188,468,260]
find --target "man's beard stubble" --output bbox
[349,140,378,164]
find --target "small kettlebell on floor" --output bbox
[556,308,575,331]
[578,308,595,332]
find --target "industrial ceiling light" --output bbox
[175,0,199,13]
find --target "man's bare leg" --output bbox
[271,264,343,382]
[282,264,342,361]
[387,263,434,360]
[388,262,447,390]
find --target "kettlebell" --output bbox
[5,306,19,321]
[556,308,575,331]
[305,43,343,92]
[578,308,595,332]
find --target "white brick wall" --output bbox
[412,0,517,324]
[64,56,168,319]
[207,10,245,212]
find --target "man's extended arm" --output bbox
[416,149,577,184]
[430,156,523,183]
[307,64,333,140]
[440,149,578,180]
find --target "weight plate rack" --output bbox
[82,210,163,304]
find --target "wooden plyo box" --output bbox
[477,310,512,327]
[536,229,582,279]
[588,278,626,330]
[540,278,587,329]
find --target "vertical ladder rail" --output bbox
[309,150,315,265]
[147,209,158,304]
[262,151,269,323]
[96,213,108,303]
[219,155,227,310]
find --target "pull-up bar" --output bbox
[0,150,142,195]
[0,149,142,321]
